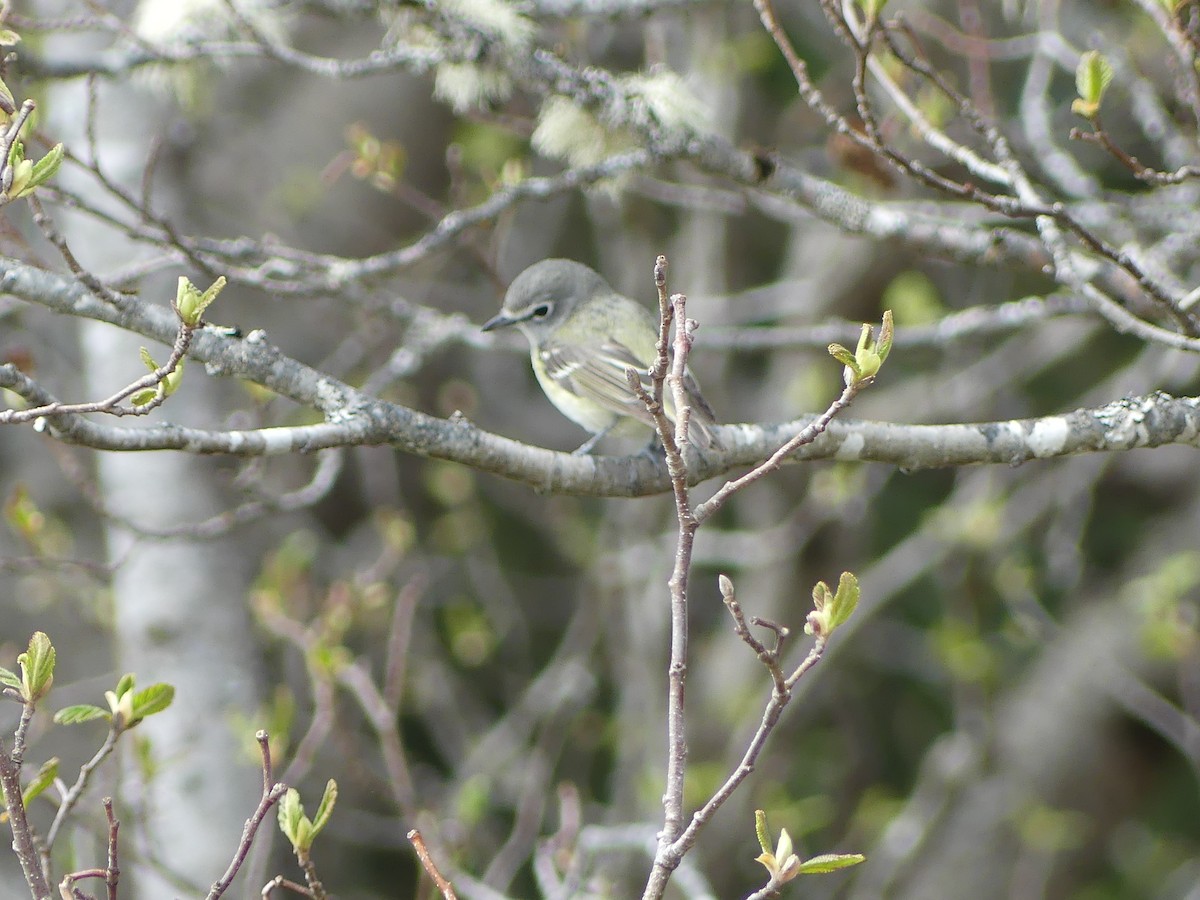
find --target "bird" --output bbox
[481,258,719,454]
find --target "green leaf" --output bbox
[295,818,314,851]
[21,757,58,807]
[854,323,882,379]
[0,666,20,690]
[130,683,174,721]
[105,674,145,728]
[755,809,772,855]
[160,357,184,397]
[175,277,202,324]
[53,704,111,725]
[812,580,831,611]
[795,852,866,874]
[0,76,14,118]
[276,781,330,852]
[807,572,861,638]
[9,142,65,199]
[175,275,225,326]
[310,779,338,836]
[876,310,894,363]
[114,673,136,699]
[1074,51,1113,118]
[7,157,31,198]
[828,572,860,630]
[24,143,64,192]
[776,828,794,864]
[827,343,859,376]
[197,276,225,313]
[134,347,184,405]
[19,631,55,702]
[277,788,306,848]
[4,486,45,543]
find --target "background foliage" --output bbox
[3,0,1200,898]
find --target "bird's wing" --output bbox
[540,339,657,427]
[680,370,718,426]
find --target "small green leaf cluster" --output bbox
[132,347,185,407]
[54,672,175,733]
[1072,51,1114,119]
[0,631,55,703]
[0,758,58,825]
[0,55,65,204]
[3,485,47,550]
[16,757,58,811]
[278,779,338,855]
[754,809,865,884]
[805,572,860,639]
[828,311,893,387]
[131,275,225,406]
[343,123,407,191]
[174,275,225,327]
[5,140,63,202]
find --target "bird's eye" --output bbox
[531,304,552,319]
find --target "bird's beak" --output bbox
[481,311,518,332]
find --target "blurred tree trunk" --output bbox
[45,42,263,899]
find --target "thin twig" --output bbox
[294,849,328,900]
[103,798,119,900]
[719,574,787,694]
[28,195,129,309]
[41,725,120,886]
[1,717,54,900]
[636,247,874,897]
[0,315,198,424]
[206,732,288,900]
[54,798,121,900]
[695,378,869,523]
[1071,118,1200,185]
[660,635,829,895]
[409,830,459,900]
[637,257,699,900]
[260,874,312,897]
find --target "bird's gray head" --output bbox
[481,259,610,338]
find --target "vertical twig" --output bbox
[0,720,53,900]
[295,849,328,900]
[636,257,700,900]
[635,254,879,898]
[408,830,459,900]
[103,798,119,900]
[206,731,288,900]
